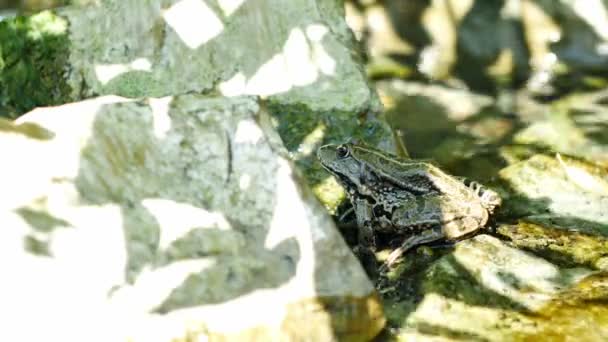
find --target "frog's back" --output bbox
[373,157,475,198]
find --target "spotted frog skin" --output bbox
[317,143,501,267]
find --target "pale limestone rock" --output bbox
[0,95,384,341]
[59,0,378,114]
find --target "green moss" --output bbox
[102,70,164,98]
[266,100,394,210]
[266,100,391,181]
[515,273,608,340]
[0,10,71,118]
[497,222,608,270]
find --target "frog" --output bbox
[317,143,501,269]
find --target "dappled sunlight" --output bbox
[0,125,56,210]
[0,203,127,341]
[245,54,292,96]
[452,236,589,310]
[1,203,127,288]
[217,0,246,17]
[46,204,127,286]
[311,175,346,214]
[571,0,608,40]
[267,157,315,291]
[234,118,264,144]
[17,96,130,176]
[556,153,608,195]
[162,0,224,49]
[25,10,68,38]
[0,75,383,336]
[110,259,218,312]
[219,24,337,97]
[239,173,251,190]
[292,122,326,159]
[0,97,128,210]
[284,27,322,87]
[159,286,292,333]
[94,57,153,85]
[406,293,527,339]
[148,97,173,139]
[141,198,233,250]
[306,24,337,75]
[218,72,247,96]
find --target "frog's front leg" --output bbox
[351,196,380,279]
[381,225,444,270]
[353,196,376,250]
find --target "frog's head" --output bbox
[317,143,372,194]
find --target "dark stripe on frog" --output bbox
[371,154,442,195]
[395,221,442,235]
[372,204,392,220]
[382,173,441,196]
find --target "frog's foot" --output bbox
[379,226,444,273]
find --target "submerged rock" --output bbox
[0,95,384,341]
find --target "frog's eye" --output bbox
[336,145,350,159]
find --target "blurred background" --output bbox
[342,0,608,182]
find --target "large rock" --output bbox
[0,0,377,113]
[0,0,396,209]
[0,95,385,341]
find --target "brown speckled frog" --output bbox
[317,143,501,269]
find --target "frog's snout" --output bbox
[316,144,337,162]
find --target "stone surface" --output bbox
[0,0,396,210]
[514,90,608,166]
[498,153,608,236]
[1,0,377,114]
[497,221,608,271]
[383,235,608,341]
[0,95,385,341]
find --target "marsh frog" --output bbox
[317,143,501,268]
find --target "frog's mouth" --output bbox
[336,173,356,189]
[321,163,357,191]
[329,169,359,193]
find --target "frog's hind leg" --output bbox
[381,225,444,271]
